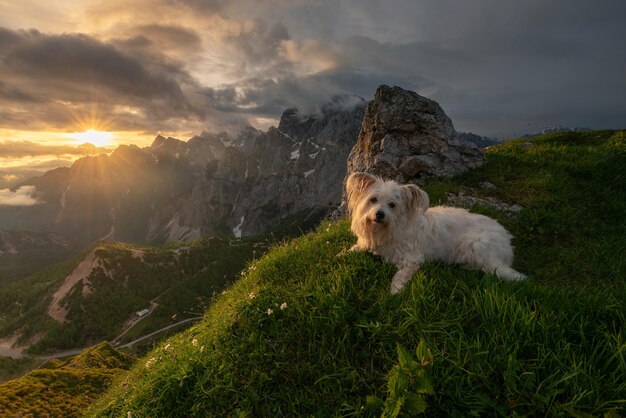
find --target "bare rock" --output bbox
[346,85,486,183]
[446,193,524,214]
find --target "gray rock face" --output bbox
[347,85,485,183]
[0,96,365,244]
[148,97,366,240]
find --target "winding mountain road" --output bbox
[1,317,203,360]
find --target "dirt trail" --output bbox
[0,334,24,359]
[47,248,106,323]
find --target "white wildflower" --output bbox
[127,412,132,418]
[200,345,205,353]
[267,308,273,315]
[145,357,157,368]
[248,291,256,300]
[280,302,287,310]
[163,343,171,352]
[191,338,198,347]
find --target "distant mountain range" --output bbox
[0,92,505,252]
[454,131,500,148]
[0,97,366,245]
[521,126,592,138]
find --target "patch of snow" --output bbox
[232,216,245,238]
[290,147,300,160]
[304,169,315,178]
[309,151,320,159]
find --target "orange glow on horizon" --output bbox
[67,129,114,147]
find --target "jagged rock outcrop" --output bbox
[150,97,366,240]
[347,85,485,183]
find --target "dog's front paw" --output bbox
[390,282,405,295]
[390,264,419,295]
[337,244,357,257]
[348,244,362,252]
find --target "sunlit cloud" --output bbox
[0,185,43,206]
[0,0,624,147]
[67,130,114,147]
[0,140,107,158]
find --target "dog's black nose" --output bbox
[375,211,385,221]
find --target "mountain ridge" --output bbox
[0,98,366,245]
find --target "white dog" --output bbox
[346,172,526,294]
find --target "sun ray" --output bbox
[67,129,114,147]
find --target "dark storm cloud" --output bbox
[2,0,626,138]
[222,20,291,77]
[0,27,208,132]
[2,30,187,104]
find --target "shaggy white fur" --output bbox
[346,172,526,294]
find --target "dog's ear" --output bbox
[401,184,429,213]
[346,172,377,213]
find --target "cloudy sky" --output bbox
[0,0,625,184]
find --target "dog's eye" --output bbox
[389,202,396,208]
[370,197,378,203]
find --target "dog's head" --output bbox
[346,172,429,244]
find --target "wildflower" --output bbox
[280,302,287,310]
[200,345,205,353]
[191,338,198,347]
[127,412,132,418]
[163,343,171,352]
[267,308,273,315]
[248,291,256,300]
[145,357,157,368]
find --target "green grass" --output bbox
[0,342,134,417]
[0,356,40,384]
[0,210,321,356]
[0,245,77,288]
[87,131,626,416]
[0,236,262,354]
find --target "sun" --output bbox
[68,129,114,147]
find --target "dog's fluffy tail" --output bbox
[492,265,527,281]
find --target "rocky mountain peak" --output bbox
[278,95,366,143]
[150,135,185,151]
[347,85,485,183]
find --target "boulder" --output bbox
[346,85,485,183]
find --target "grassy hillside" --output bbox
[0,342,134,417]
[0,356,39,384]
[88,131,626,416]
[0,236,264,354]
[0,230,76,287]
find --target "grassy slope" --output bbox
[0,356,39,384]
[0,208,321,356]
[0,236,263,354]
[87,131,626,416]
[0,342,134,417]
[0,244,77,288]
